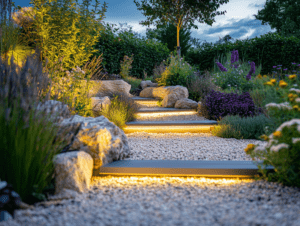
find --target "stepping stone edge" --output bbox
[93,160,275,178]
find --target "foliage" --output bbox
[156,51,197,87]
[0,4,36,71]
[252,0,300,40]
[212,114,273,140]
[0,46,71,204]
[13,0,108,76]
[199,90,263,121]
[245,120,300,188]
[120,54,134,79]
[145,20,193,57]
[211,49,262,92]
[86,21,171,79]
[245,74,300,187]
[123,76,143,93]
[99,93,140,129]
[133,0,229,59]
[186,69,222,102]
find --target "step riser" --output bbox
[135,112,198,118]
[93,160,275,178]
[123,125,215,134]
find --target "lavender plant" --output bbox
[211,50,262,92]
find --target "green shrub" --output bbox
[123,76,142,92]
[212,114,274,140]
[98,92,140,129]
[245,119,300,188]
[186,69,222,102]
[0,46,70,205]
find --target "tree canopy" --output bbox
[134,0,229,58]
[145,21,194,58]
[252,0,300,39]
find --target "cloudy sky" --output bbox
[8,0,279,49]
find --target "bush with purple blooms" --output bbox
[199,90,263,121]
[212,50,262,93]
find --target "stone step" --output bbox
[93,160,275,178]
[135,108,197,117]
[132,96,161,107]
[123,120,218,134]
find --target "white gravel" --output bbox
[3,112,300,226]
[125,132,266,161]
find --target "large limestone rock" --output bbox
[31,100,132,196]
[140,85,189,108]
[53,151,93,195]
[175,98,198,109]
[91,96,111,113]
[85,80,133,98]
[140,80,158,90]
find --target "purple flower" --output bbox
[216,62,228,72]
[246,62,256,81]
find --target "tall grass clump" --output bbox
[186,69,222,102]
[98,92,140,129]
[212,114,273,140]
[0,46,72,205]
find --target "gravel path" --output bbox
[3,132,300,226]
[3,110,300,226]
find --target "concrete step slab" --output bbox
[126,120,218,126]
[93,160,275,178]
[136,108,197,113]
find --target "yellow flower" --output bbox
[257,74,262,79]
[294,94,298,98]
[288,93,294,98]
[263,75,268,78]
[279,80,288,88]
[244,143,255,153]
[289,74,297,80]
[260,134,269,141]
[264,81,274,86]
[270,79,277,84]
[273,131,282,138]
[293,105,299,110]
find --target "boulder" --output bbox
[0,181,34,222]
[52,151,93,195]
[91,96,111,113]
[31,100,132,196]
[140,85,189,108]
[140,80,158,90]
[175,98,198,109]
[161,86,189,108]
[140,85,188,99]
[85,80,133,98]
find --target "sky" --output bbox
[6,0,280,49]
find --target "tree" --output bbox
[215,34,235,45]
[145,21,193,58]
[133,0,229,59]
[252,0,300,39]
[11,0,108,74]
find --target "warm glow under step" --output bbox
[93,160,275,178]
[123,120,218,133]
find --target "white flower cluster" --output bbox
[292,138,300,144]
[289,88,300,93]
[274,119,300,133]
[264,119,300,152]
[265,102,293,110]
[270,143,289,152]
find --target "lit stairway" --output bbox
[123,97,218,134]
[93,96,274,178]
